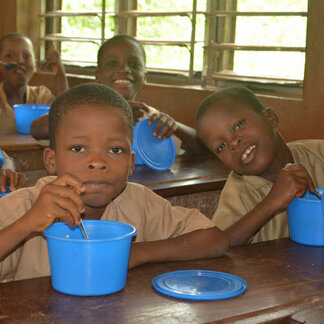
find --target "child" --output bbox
[0,32,68,134]
[196,86,324,247]
[31,35,208,155]
[0,149,25,192]
[0,83,228,282]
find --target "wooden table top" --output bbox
[1,239,324,323]
[0,133,42,152]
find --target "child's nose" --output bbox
[87,155,108,171]
[118,62,131,73]
[230,136,242,152]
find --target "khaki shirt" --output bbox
[0,177,214,281]
[0,83,55,134]
[212,140,324,243]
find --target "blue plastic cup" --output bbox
[287,188,324,246]
[13,104,50,134]
[43,220,136,296]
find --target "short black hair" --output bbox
[97,34,146,66]
[0,32,33,54]
[49,83,133,148]
[196,86,266,126]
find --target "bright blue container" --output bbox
[43,220,136,296]
[132,117,176,171]
[287,188,324,246]
[13,104,50,134]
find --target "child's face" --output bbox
[95,39,146,101]
[197,99,280,178]
[0,36,36,87]
[45,104,135,211]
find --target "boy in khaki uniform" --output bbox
[196,86,324,246]
[0,83,228,282]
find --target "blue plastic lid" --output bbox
[0,186,11,198]
[0,148,4,168]
[132,117,176,171]
[152,270,247,300]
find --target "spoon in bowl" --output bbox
[312,190,324,214]
[79,219,89,239]
[0,61,18,70]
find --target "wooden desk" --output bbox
[0,134,45,171]
[1,239,323,323]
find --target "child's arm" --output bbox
[226,163,316,247]
[129,100,209,155]
[0,151,25,192]
[45,46,69,96]
[0,174,84,260]
[128,226,229,268]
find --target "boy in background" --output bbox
[196,86,324,247]
[31,35,207,154]
[0,32,68,134]
[0,83,228,282]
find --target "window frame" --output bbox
[37,0,308,91]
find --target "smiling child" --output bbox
[31,35,207,154]
[0,83,228,282]
[196,86,324,247]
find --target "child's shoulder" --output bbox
[288,139,324,159]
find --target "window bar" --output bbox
[189,0,197,79]
[101,0,106,44]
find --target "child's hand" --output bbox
[24,174,85,233]
[148,111,177,139]
[266,163,315,211]
[0,168,25,192]
[45,45,65,75]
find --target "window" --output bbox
[41,0,308,87]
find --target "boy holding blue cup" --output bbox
[0,83,228,282]
[196,86,324,247]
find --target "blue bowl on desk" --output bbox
[287,188,324,246]
[43,220,136,296]
[13,104,50,134]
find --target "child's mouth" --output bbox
[84,181,109,192]
[241,144,256,164]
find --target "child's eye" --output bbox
[105,60,118,68]
[71,145,85,153]
[234,119,245,131]
[23,53,31,59]
[109,147,124,154]
[5,53,14,59]
[216,142,227,154]
[129,61,143,69]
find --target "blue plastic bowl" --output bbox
[43,220,136,296]
[132,117,176,171]
[13,104,50,134]
[287,188,324,246]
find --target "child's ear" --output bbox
[43,147,57,175]
[128,152,136,177]
[263,108,279,128]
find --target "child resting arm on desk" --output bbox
[0,83,228,282]
[0,32,68,134]
[0,149,25,192]
[31,34,208,155]
[196,86,324,247]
